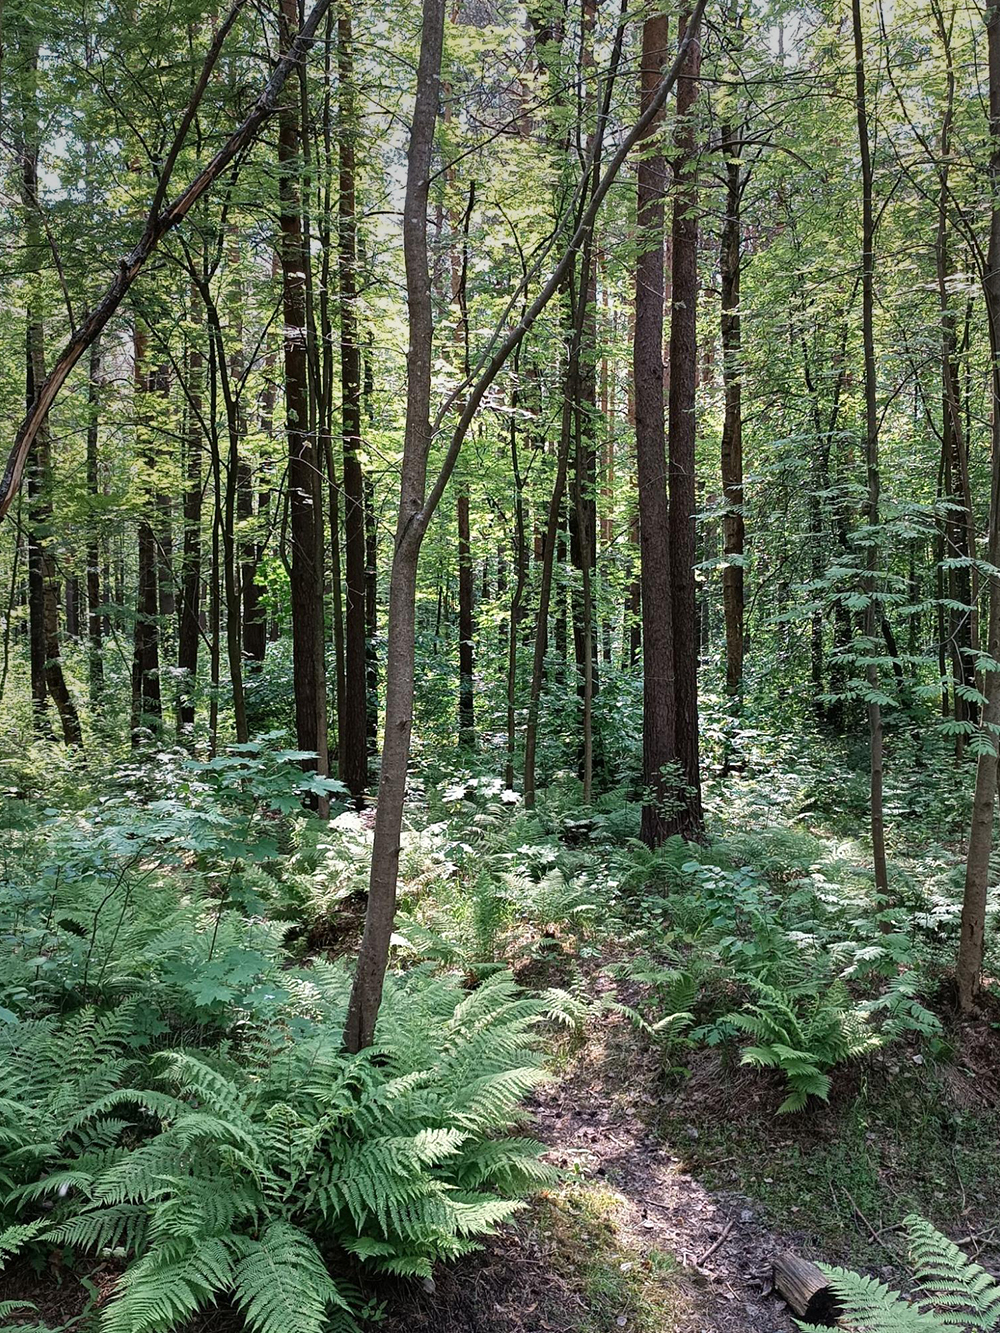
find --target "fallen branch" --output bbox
[696,1218,734,1267]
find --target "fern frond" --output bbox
[233,1221,348,1333]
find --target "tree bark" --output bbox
[852,0,889,894]
[86,337,105,706]
[720,120,744,699]
[177,286,203,733]
[957,0,1000,1012]
[131,329,163,745]
[667,9,703,836]
[339,1,369,797]
[343,0,445,1052]
[635,13,678,846]
[344,0,706,1047]
[280,0,329,779]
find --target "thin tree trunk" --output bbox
[852,0,889,894]
[344,0,705,1047]
[957,0,1000,1012]
[280,0,329,780]
[177,286,203,732]
[457,484,475,746]
[86,337,104,706]
[339,1,368,797]
[343,0,445,1052]
[131,331,163,745]
[720,119,745,699]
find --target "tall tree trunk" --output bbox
[201,280,249,743]
[20,40,82,747]
[364,470,379,750]
[720,120,744,699]
[177,286,203,732]
[957,0,1000,1012]
[457,484,475,746]
[339,1,368,797]
[635,13,677,846]
[343,0,445,1051]
[280,0,329,778]
[852,0,889,894]
[344,0,704,1047]
[667,9,703,835]
[86,337,104,705]
[131,329,163,744]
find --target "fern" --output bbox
[233,1222,350,1333]
[726,977,880,1113]
[0,965,551,1333]
[798,1215,1000,1332]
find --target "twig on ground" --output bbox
[697,1219,735,1267]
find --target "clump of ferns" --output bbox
[0,968,556,1333]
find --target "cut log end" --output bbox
[773,1251,841,1327]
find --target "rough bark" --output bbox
[667,9,703,836]
[635,13,678,846]
[280,0,329,778]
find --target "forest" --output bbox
[2,0,1000,1326]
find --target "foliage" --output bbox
[724,977,880,1113]
[798,1215,1000,1332]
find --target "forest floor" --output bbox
[6,744,1000,1333]
[378,1010,803,1333]
[377,977,1000,1333]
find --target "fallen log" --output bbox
[773,1251,841,1326]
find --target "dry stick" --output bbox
[695,1218,735,1267]
[0,0,335,522]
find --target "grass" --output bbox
[539,1186,688,1333]
[660,1053,1000,1268]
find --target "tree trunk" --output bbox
[457,484,475,746]
[957,0,1000,1013]
[635,13,678,846]
[339,2,369,797]
[852,0,889,894]
[85,337,105,707]
[720,121,745,699]
[344,0,705,1047]
[667,9,703,836]
[343,0,445,1052]
[177,286,203,732]
[131,329,163,745]
[280,0,329,779]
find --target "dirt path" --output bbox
[383,1011,804,1333]
[527,1018,800,1333]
